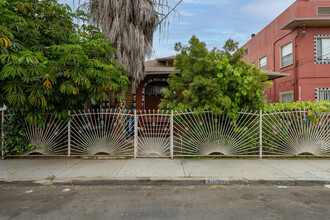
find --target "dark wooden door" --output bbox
[144,96,163,110]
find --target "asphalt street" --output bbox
[0,185,329,220]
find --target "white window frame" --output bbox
[259,56,267,70]
[263,95,268,104]
[279,91,294,103]
[280,42,293,68]
[315,88,330,101]
[314,35,330,64]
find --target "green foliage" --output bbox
[264,100,330,112]
[159,36,270,119]
[0,0,130,124]
[46,175,56,181]
[1,113,36,155]
[264,100,330,123]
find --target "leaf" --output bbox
[0,65,27,78]
[0,54,20,64]
[7,91,27,106]
[256,90,263,98]
[28,89,47,108]
[60,81,74,95]
[0,34,11,48]
[244,84,252,90]
[233,69,240,76]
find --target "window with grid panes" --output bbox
[281,42,293,67]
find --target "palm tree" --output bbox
[79,0,177,90]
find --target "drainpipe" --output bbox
[272,29,297,71]
[293,32,299,102]
[272,29,297,102]
[273,80,276,102]
[293,25,306,102]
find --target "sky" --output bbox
[58,0,296,60]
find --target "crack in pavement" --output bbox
[260,159,294,180]
[115,160,128,178]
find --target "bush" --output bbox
[159,36,270,119]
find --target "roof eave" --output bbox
[146,71,179,75]
[266,71,290,80]
[280,17,330,30]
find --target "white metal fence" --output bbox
[1,109,330,158]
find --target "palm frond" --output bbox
[77,0,176,90]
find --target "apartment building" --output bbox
[242,0,330,103]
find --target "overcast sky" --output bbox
[58,0,296,60]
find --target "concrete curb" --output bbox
[0,178,329,186]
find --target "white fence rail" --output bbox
[1,109,330,158]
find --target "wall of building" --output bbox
[296,27,330,101]
[242,0,330,103]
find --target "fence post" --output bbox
[68,110,71,158]
[1,110,4,160]
[134,110,138,159]
[170,110,174,159]
[259,109,263,159]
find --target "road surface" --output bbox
[0,185,329,220]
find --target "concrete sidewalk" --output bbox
[0,158,330,186]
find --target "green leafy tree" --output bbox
[0,0,129,123]
[159,36,271,118]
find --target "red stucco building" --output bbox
[242,0,330,103]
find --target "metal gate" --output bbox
[135,111,172,158]
[70,109,134,157]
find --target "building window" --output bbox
[315,88,330,101]
[262,90,267,103]
[281,42,293,67]
[317,7,330,16]
[259,56,267,70]
[145,81,169,96]
[280,91,294,103]
[314,35,330,64]
[317,38,330,61]
[263,95,268,104]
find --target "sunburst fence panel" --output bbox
[262,109,330,156]
[3,113,68,156]
[137,110,171,157]
[70,109,134,156]
[173,110,261,156]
